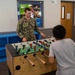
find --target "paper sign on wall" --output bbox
[67,13,70,19]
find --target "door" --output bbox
[61,2,73,38]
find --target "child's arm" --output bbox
[49,44,55,64]
[49,57,54,64]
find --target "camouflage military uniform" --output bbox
[16,16,40,41]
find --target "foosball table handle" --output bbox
[33,54,46,65]
[37,56,46,65]
[42,52,49,57]
[24,56,35,67]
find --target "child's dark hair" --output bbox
[52,25,66,39]
[24,8,31,12]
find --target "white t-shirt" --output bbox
[49,38,75,75]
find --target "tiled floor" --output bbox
[0,61,56,75]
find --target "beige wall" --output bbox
[41,0,61,28]
[61,0,75,1]
[0,0,18,32]
[0,0,60,32]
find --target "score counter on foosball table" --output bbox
[6,38,57,75]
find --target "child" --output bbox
[49,25,75,75]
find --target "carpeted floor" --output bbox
[0,62,8,75]
[0,61,56,75]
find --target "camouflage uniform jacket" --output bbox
[16,16,41,41]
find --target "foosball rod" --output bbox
[33,46,46,65]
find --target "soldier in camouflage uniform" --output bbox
[16,8,46,42]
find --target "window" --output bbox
[17,0,44,27]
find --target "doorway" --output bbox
[61,2,73,38]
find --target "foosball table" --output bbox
[6,37,57,75]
